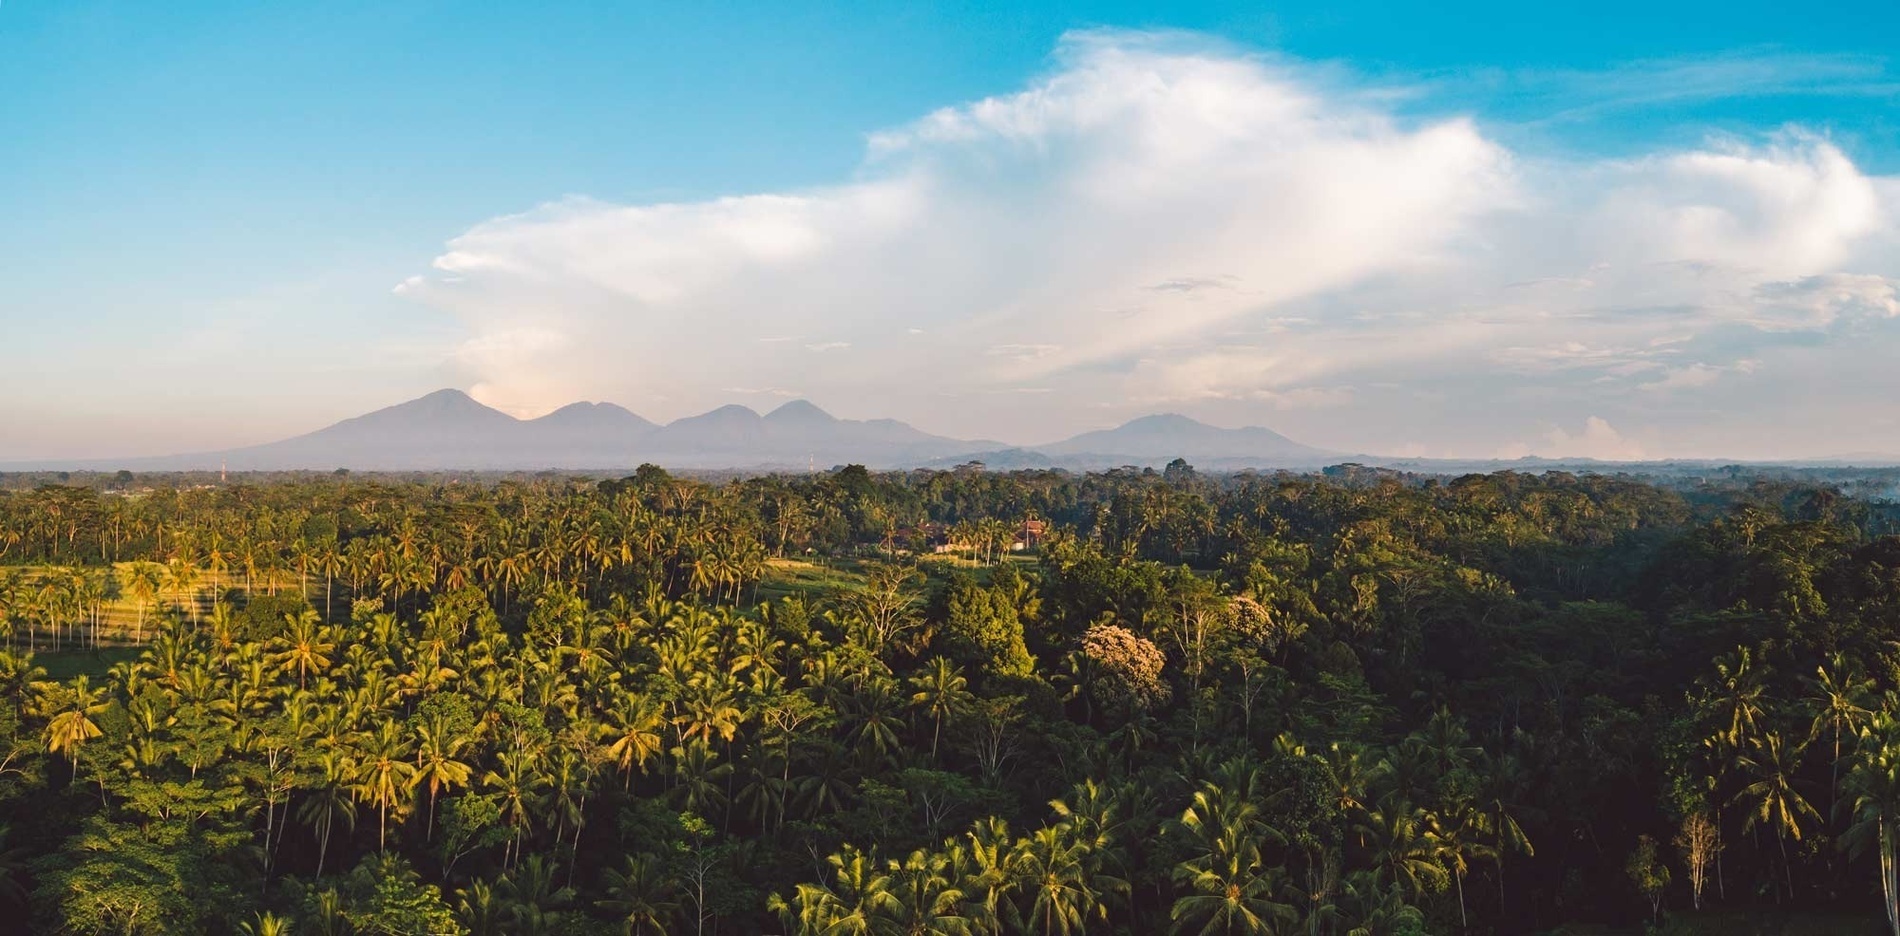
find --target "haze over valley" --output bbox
[25,389,1336,472]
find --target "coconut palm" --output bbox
[1012,824,1110,936]
[1353,801,1448,903]
[1809,653,1875,817]
[1171,780,1297,935]
[1843,712,1900,936]
[775,844,900,936]
[39,674,108,765]
[411,715,474,838]
[269,609,336,690]
[299,750,358,876]
[599,853,680,936]
[1733,730,1821,900]
[352,720,418,852]
[908,657,972,760]
[123,561,165,642]
[602,693,667,787]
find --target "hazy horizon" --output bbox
[4,2,1897,462]
[9,385,1900,468]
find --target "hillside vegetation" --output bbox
[1,464,1898,934]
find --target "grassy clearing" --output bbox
[917,552,1039,580]
[4,564,312,645]
[753,552,1042,606]
[754,557,868,604]
[34,645,143,682]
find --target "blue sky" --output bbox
[3,1,1897,460]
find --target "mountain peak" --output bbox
[696,404,762,422]
[101,391,1325,472]
[765,399,837,424]
[1038,411,1328,464]
[1120,413,1204,430]
[528,401,657,432]
[404,388,487,410]
[355,388,514,425]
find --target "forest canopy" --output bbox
[1,464,1898,934]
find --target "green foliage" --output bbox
[314,853,465,935]
[3,467,1900,932]
[938,572,1037,680]
[32,814,246,934]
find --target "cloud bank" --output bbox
[398,30,1900,457]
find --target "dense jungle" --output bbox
[2,463,1899,935]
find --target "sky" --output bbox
[3,1,1898,462]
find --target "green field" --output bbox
[33,645,143,681]
[3,564,315,648]
[752,552,1038,606]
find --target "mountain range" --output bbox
[39,389,1340,472]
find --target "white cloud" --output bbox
[1538,416,1647,461]
[399,30,1900,454]
[986,343,1063,361]
[1637,362,1739,392]
[1589,135,1884,277]
[1750,273,1900,329]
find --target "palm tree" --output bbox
[888,847,970,936]
[164,555,200,623]
[1844,712,1900,936]
[674,680,743,748]
[1703,647,1770,751]
[299,750,358,876]
[269,609,335,690]
[1353,801,1448,903]
[1172,781,1297,935]
[457,879,505,936]
[1013,825,1109,936]
[951,817,1018,936]
[204,535,232,614]
[851,678,905,768]
[484,749,548,869]
[602,693,667,787]
[909,657,972,760]
[352,720,418,852]
[123,561,165,642]
[1478,748,1536,916]
[670,739,731,818]
[541,746,592,856]
[411,716,474,838]
[599,854,680,936]
[39,674,108,765]
[497,853,577,934]
[1809,653,1874,817]
[238,912,293,936]
[775,844,900,936]
[1051,779,1130,894]
[1427,798,1496,930]
[1733,731,1820,901]
[315,540,343,620]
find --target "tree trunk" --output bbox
[1716,808,1726,902]
[316,813,332,877]
[1883,818,1899,936]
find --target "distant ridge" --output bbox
[9,390,1342,472]
[640,400,1003,467]
[1034,413,1336,467]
